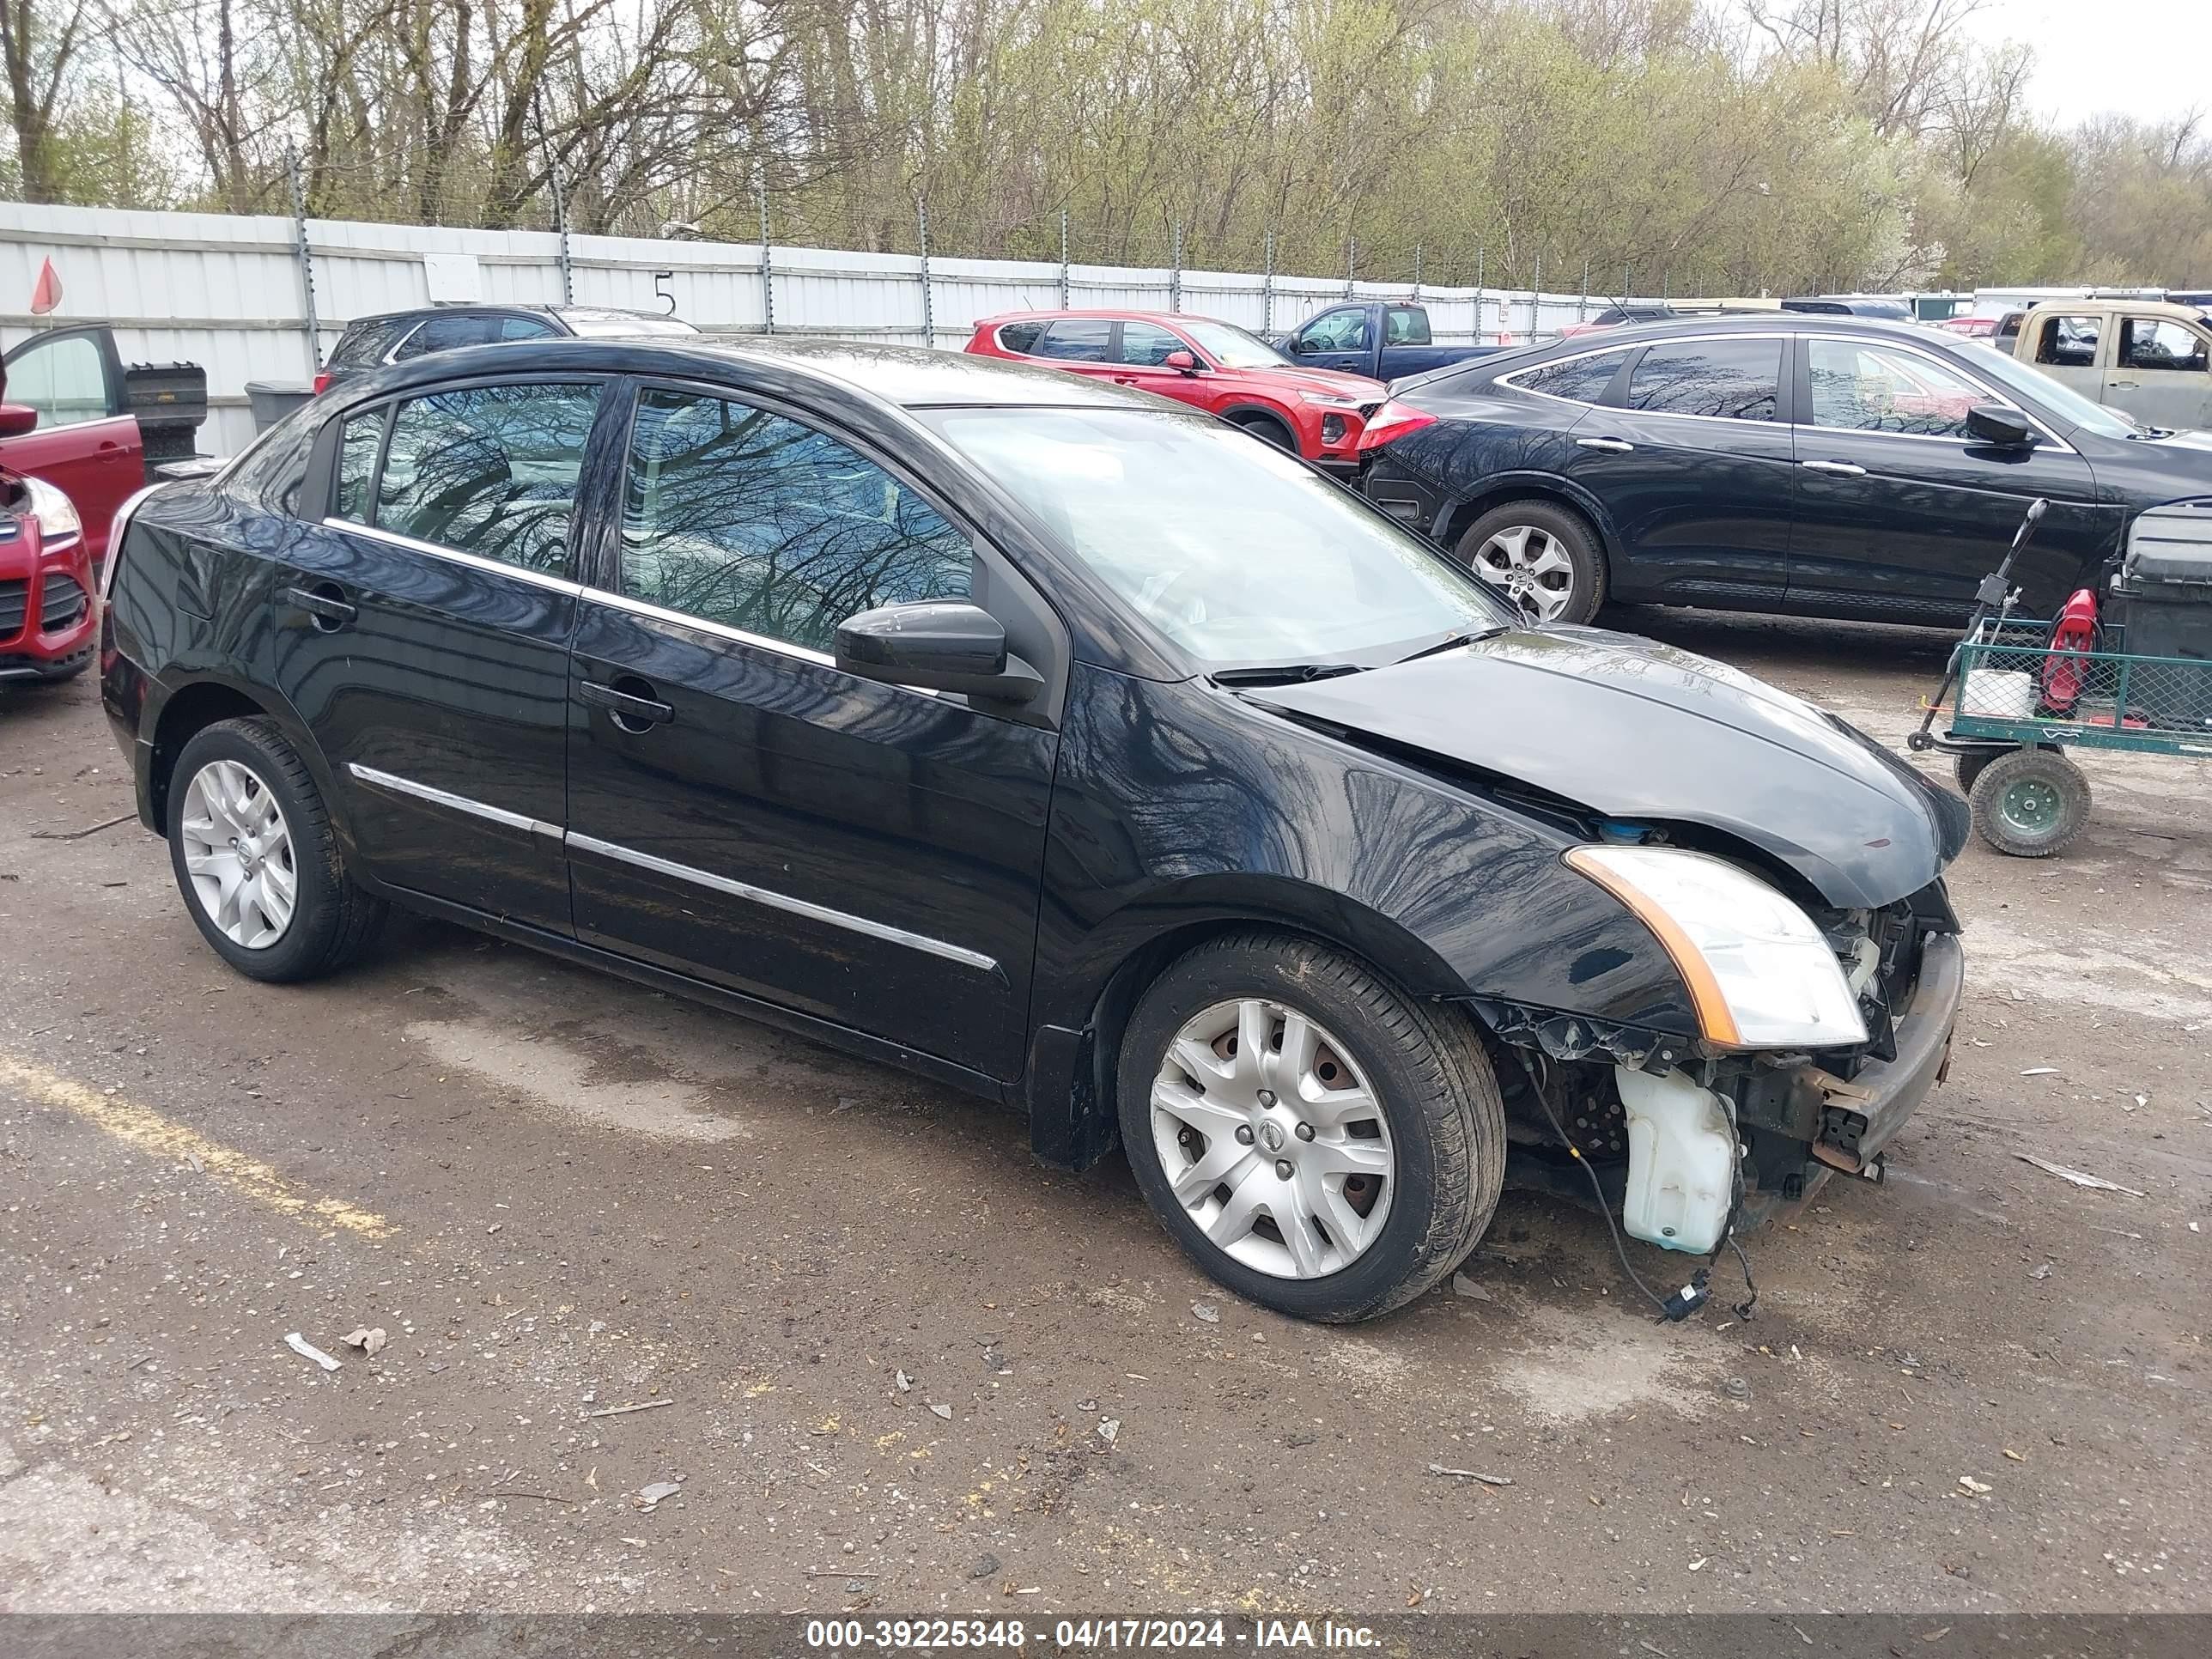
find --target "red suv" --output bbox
[964,310,1385,474]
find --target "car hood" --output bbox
[1249,365,1388,401]
[1249,625,1968,909]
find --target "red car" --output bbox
[964,310,1385,473]
[0,453,101,686]
[0,325,150,573]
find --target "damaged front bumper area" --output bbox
[1735,929,1964,1214]
[1475,900,1966,1243]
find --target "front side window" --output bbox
[1116,322,1186,367]
[1177,319,1287,368]
[927,406,1509,668]
[1508,350,1630,405]
[1034,319,1112,362]
[2033,313,2101,368]
[373,381,599,573]
[8,334,108,428]
[1807,340,1990,439]
[2119,318,2209,373]
[1623,338,1781,422]
[1298,308,1370,353]
[621,388,974,655]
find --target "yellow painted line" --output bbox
[0,1051,393,1239]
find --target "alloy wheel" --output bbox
[179,758,298,949]
[1473,524,1576,623]
[1149,998,1395,1279]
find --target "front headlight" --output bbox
[1565,845,1868,1049]
[23,475,81,546]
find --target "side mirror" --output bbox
[835,600,1042,704]
[1284,334,1310,356]
[0,403,39,437]
[1163,349,1200,375]
[1965,404,2035,448]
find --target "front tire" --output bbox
[167,717,387,981]
[1116,932,1506,1322]
[1454,501,1606,625]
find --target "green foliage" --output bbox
[0,0,2206,290]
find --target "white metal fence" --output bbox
[0,200,1625,456]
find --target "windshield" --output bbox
[1967,343,2143,438]
[1178,319,1291,368]
[923,407,1512,669]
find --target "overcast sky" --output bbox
[1960,0,2206,126]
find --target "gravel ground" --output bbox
[1,608,2206,1617]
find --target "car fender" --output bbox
[1433,467,1626,564]
[136,665,356,860]
[1212,398,1304,449]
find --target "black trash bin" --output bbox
[245,380,315,434]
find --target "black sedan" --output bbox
[102,337,1965,1322]
[1358,314,2212,627]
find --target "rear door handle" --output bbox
[579,678,674,730]
[286,583,356,630]
[1575,436,1633,453]
[1800,459,1868,476]
[2108,379,2140,388]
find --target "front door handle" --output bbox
[579,678,674,732]
[2108,379,2140,388]
[286,583,356,631]
[1800,459,1868,476]
[1574,436,1634,453]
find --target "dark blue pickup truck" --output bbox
[1276,301,1506,381]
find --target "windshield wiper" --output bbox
[1392,627,1504,665]
[1210,662,1368,687]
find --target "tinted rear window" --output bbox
[1510,350,1630,404]
[1625,338,1783,422]
[393,313,505,359]
[996,320,1047,354]
[327,317,414,368]
[1036,319,1113,362]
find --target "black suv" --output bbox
[314,304,698,391]
[100,335,1966,1322]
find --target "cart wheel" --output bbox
[1969,747,2091,858]
[1953,750,2005,793]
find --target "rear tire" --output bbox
[167,717,388,981]
[1116,931,1506,1323]
[1953,749,2002,794]
[1968,746,2090,858]
[1454,500,1607,625]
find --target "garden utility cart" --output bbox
[1909,498,2212,857]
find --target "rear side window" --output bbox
[328,317,413,369]
[1509,350,1629,405]
[2033,313,2100,368]
[371,382,601,574]
[333,408,386,522]
[994,320,1046,355]
[620,387,975,655]
[393,313,507,360]
[1383,307,1431,346]
[1035,319,1112,362]
[1624,338,1782,422]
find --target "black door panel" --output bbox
[1787,336,2106,615]
[1557,336,1796,602]
[566,601,1054,1078]
[271,523,576,923]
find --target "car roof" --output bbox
[973,308,1234,329]
[2021,297,2207,323]
[360,332,1164,410]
